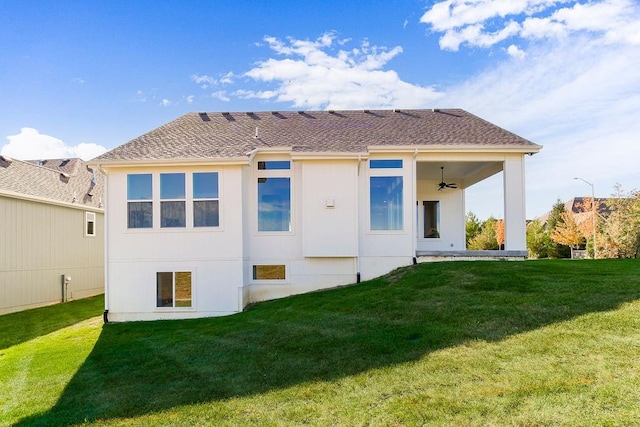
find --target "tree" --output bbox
[465,212,482,247]
[550,211,585,249]
[545,199,571,258]
[494,219,504,249]
[599,185,640,258]
[468,216,499,250]
[526,219,551,259]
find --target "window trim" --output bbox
[160,173,186,228]
[155,270,194,310]
[256,160,293,234]
[127,173,153,229]
[85,211,96,237]
[368,160,405,233]
[193,172,220,228]
[423,200,440,239]
[126,171,222,231]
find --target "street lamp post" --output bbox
[573,177,597,259]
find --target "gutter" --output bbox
[98,165,110,323]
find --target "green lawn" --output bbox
[2,260,639,426]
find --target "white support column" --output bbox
[503,155,527,251]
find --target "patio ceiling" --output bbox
[416,161,503,188]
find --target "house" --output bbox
[0,156,104,315]
[92,109,541,322]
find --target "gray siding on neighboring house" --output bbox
[0,195,104,314]
[0,157,105,315]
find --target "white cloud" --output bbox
[211,91,230,102]
[161,99,171,107]
[239,32,443,110]
[506,44,526,58]
[1,128,107,161]
[421,0,640,50]
[186,95,195,104]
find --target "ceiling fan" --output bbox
[437,166,457,191]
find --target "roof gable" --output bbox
[94,109,541,163]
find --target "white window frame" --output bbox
[193,172,220,228]
[126,171,222,231]
[256,160,293,234]
[155,270,195,310]
[85,211,96,237]
[368,159,405,233]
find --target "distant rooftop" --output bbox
[0,156,104,208]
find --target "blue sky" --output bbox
[2,0,639,219]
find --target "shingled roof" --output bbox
[0,156,104,209]
[94,109,540,163]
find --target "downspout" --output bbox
[99,165,109,323]
[412,149,418,265]
[356,155,362,283]
[246,148,259,166]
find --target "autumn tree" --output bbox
[545,199,571,258]
[494,219,505,249]
[550,211,585,249]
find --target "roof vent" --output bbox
[432,108,440,113]
[393,109,401,113]
[255,127,259,139]
[199,112,211,122]
[60,172,70,179]
[363,109,370,113]
[0,155,11,164]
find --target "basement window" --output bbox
[157,271,192,308]
[253,265,286,280]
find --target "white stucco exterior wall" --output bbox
[104,165,245,321]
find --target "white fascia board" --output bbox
[368,144,542,154]
[291,152,368,161]
[0,189,104,213]
[91,157,250,170]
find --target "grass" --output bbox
[1,259,640,426]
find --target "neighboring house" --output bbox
[92,109,541,322]
[0,156,104,315]
[536,197,611,225]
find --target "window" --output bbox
[193,172,219,227]
[258,161,290,170]
[85,212,96,236]
[253,265,286,280]
[370,176,403,230]
[370,159,403,169]
[257,161,291,232]
[127,174,152,228]
[160,173,186,228]
[157,271,192,308]
[424,201,440,238]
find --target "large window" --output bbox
[257,161,291,232]
[424,201,440,238]
[370,176,403,230]
[127,174,152,228]
[157,271,192,308]
[193,172,219,227]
